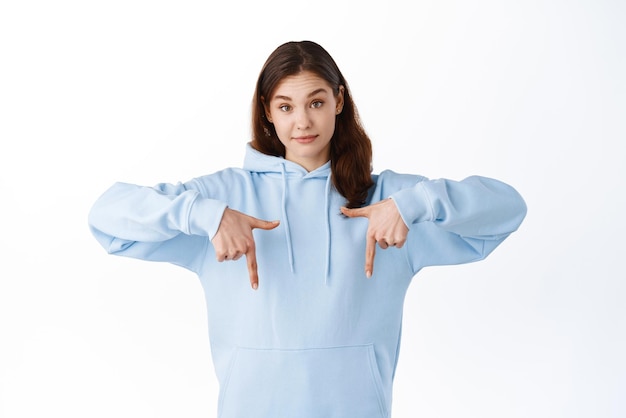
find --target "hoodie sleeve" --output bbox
[88,180,227,273]
[387,173,527,271]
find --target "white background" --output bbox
[1,1,625,417]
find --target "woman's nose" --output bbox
[295,108,311,129]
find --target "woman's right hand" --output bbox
[211,208,280,290]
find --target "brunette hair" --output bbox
[251,40,374,208]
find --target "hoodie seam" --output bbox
[417,181,437,222]
[184,191,201,235]
[184,192,212,275]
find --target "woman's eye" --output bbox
[279,105,291,112]
[311,100,323,108]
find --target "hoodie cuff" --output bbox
[389,182,435,227]
[187,196,228,239]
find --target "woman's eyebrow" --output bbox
[273,88,329,102]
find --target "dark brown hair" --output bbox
[251,40,374,208]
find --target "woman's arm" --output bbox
[88,180,227,273]
[343,173,527,275]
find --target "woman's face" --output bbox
[264,71,344,172]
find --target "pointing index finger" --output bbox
[246,244,259,290]
[340,206,369,218]
[250,218,280,231]
[365,234,376,278]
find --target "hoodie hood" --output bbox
[243,143,331,178]
[243,143,334,283]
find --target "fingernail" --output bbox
[252,283,258,290]
[366,270,372,279]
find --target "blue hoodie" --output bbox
[88,143,526,418]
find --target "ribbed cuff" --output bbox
[187,196,228,239]
[389,182,435,227]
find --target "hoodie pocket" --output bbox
[218,344,388,418]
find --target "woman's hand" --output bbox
[211,208,279,290]
[341,199,408,278]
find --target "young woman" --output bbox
[89,40,527,418]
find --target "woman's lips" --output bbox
[293,135,317,144]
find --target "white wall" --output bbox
[1,1,624,417]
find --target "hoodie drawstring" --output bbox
[323,173,332,285]
[280,163,295,273]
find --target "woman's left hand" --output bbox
[341,198,409,278]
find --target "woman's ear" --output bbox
[261,96,272,123]
[336,86,345,115]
